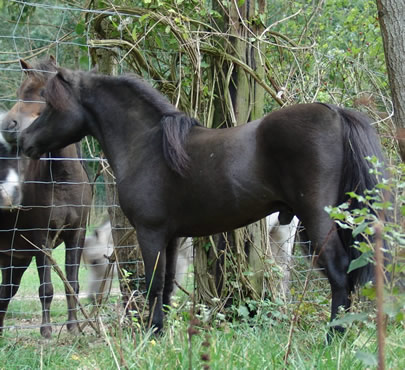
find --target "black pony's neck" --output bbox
[83,73,199,177]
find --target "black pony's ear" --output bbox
[56,67,72,84]
[19,59,33,74]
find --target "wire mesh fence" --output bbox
[0,0,331,337]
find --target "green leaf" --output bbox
[395,311,404,323]
[75,22,85,35]
[353,216,365,224]
[79,55,90,70]
[355,351,378,366]
[237,305,249,318]
[352,222,368,237]
[139,14,150,23]
[347,251,373,273]
[330,313,368,327]
[361,284,376,300]
[131,27,137,41]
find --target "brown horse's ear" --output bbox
[49,55,57,66]
[19,59,33,73]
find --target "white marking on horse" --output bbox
[0,169,21,207]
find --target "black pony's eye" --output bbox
[39,89,45,98]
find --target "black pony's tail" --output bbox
[334,105,388,288]
[161,112,200,176]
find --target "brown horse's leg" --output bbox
[64,232,85,334]
[0,258,31,336]
[136,228,167,333]
[36,252,54,338]
[162,238,180,307]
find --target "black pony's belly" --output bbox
[175,204,277,237]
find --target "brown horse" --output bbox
[0,58,92,338]
[15,63,388,338]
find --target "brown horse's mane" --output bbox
[26,58,58,83]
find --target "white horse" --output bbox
[83,221,193,301]
[82,222,116,301]
[267,213,299,298]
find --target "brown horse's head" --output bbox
[1,57,58,146]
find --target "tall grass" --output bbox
[0,299,404,369]
[1,234,403,369]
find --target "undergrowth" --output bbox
[0,297,404,369]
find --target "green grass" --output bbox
[4,245,120,332]
[0,306,404,369]
[1,248,404,369]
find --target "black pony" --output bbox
[14,66,387,335]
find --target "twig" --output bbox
[145,252,160,330]
[174,280,191,297]
[20,234,100,335]
[374,222,386,370]
[98,316,122,370]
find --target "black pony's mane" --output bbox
[107,74,201,176]
[46,71,200,176]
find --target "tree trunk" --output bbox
[228,0,268,296]
[195,0,269,307]
[376,0,405,161]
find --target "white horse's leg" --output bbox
[267,213,298,299]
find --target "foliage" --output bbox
[327,157,404,294]
[326,157,405,361]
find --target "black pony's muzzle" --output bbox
[18,133,41,159]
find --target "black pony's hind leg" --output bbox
[0,257,31,336]
[299,207,351,341]
[163,238,180,308]
[36,252,54,338]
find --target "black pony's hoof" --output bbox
[149,319,164,336]
[327,325,345,344]
[40,325,52,339]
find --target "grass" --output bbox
[0,246,404,369]
[0,305,404,369]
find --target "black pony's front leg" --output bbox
[163,238,180,307]
[64,232,85,334]
[137,228,168,333]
